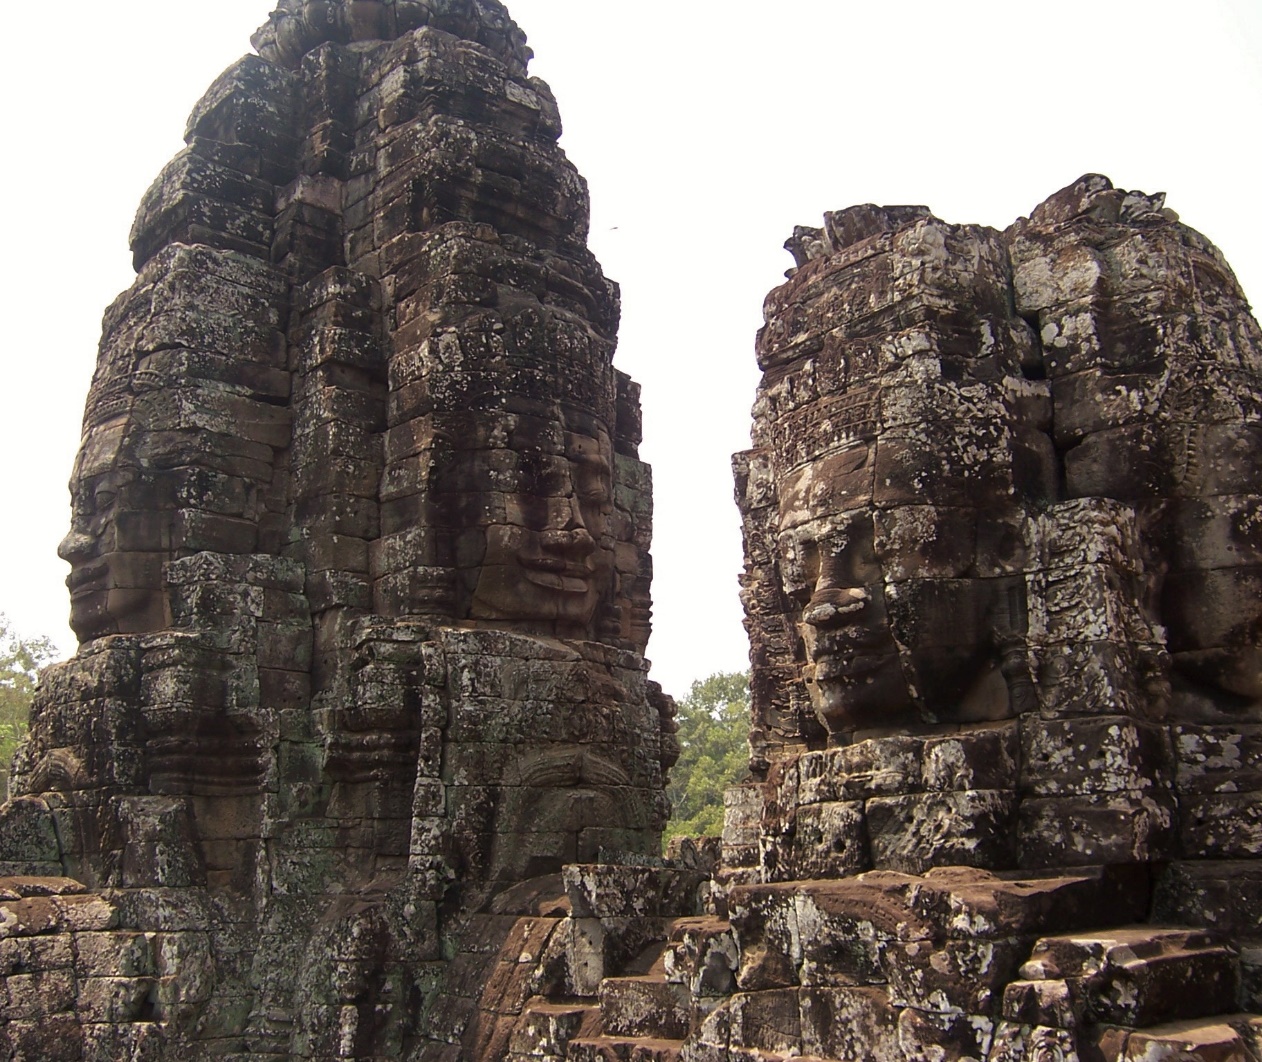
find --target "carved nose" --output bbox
[803,586,869,628]
[541,494,593,546]
[58,530,95,564]
[540,527,595,556]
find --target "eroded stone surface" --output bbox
[5,6,1262,1056]
[0,2,674,1057]
[485,179,1262,1062]
[692,177,1262,1060]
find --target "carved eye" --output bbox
[571,452,612,509]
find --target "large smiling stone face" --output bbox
[469,418,617,636]
[740,209,1050,751]
[1009,175,1262,724]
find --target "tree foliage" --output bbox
[665,671,751,842]
[0,614,58,779]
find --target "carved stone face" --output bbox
[740,214,1052,751]
[776,486,1013,735]
[470,423,615,634]
[1008,184,1262,720]
[488,747,640,882]
[775,466,912,732]
[58,421,167,641]
[58,472,122,641]
[1164,507,1262,714]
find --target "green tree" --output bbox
[0,614,58,782]
[665,671,751,842]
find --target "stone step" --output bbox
[1019,926,1239,1027]
[599,973,692,1040]
[623,940,669,978]
[1087,1014,1262,1061]
[566,1035,686,1061]
[727,865,1146,994]
[508,999,602,1058]
[1240,938,1262,1011]
[661,916,738,998]
[565,864,709,921]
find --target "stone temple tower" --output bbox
[413,179,1262,1062]
[6,3,1262,1060]
[0,2,676,1057]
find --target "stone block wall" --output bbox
[0,2,674,1057]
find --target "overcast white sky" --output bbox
[1,1,1260,697]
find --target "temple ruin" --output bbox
[0,1,1260,1060]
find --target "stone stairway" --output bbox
[1008,926,1239,1028]
[567,1036,688,1061]
[561,860,729,1059]
[455,856,1262,1060]
[460,854,719,1061]
[1000,926,1252,1061]
[543,864,1262,1062]
[598,946,692,1041]
[567,922,717,1060]
[503,999,603,1059]
[565,917,741,1057]
[448,875,575,1061]
[1087,1016,1262,1061]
